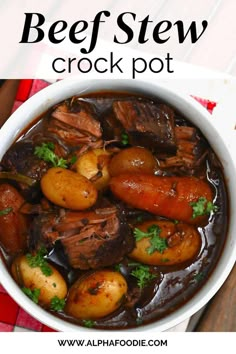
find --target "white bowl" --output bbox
[0,78,236,332]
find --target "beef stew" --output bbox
[0,92,228,329]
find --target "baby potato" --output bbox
[11,254,67,307]
[65,270,127,320]
[41,167,97,210]
[109,147,157,177]
[129,220,201,266]
[75,149,111,190]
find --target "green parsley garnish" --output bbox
[114,263,122,272]
[190,197,218,219]
[0,207,13,216]
[121,132,129,146]
[194,272,205,283]
[134,225,168,254]
[69,155,77,165]
[26,247,53,276]
[22,287,40,303]
[50,296,65,311]
[83,320,95,328]
[34,142,68,168]
[129,262,156,289]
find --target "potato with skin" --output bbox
[65,270,127,320]
[11,254,67,307]
[109,147,157,177]
[75,148,111,190]
[41,167,97,210]
[129,220,201,266]
[0,184,28,254]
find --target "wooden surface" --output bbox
[195,265,236,332]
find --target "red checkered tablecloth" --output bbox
[0,79,217,332]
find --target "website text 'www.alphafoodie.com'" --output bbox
[57,338,168,348]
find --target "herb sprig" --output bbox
[134,225,168,254]
[26,247,52,276]
[50,296,66,311]
[190,197,218,219]
[0,207,13,216]
[83,320,95,328]
[193,272,205,283]
[34,142,67,168]
[129,262,156,289]
[121,132,129,146]
[22,287,40,303]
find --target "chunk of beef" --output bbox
[159,126,208,174]
[1,141,48,180]
[51,99,102,139]
[113,100,176,154]
[0,141,48,202]
[48,118,97,147]
[30,206,134,270]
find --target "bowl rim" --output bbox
[0,78,236,332]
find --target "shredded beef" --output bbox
[30,206,134,270]
[52,100,102,139]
